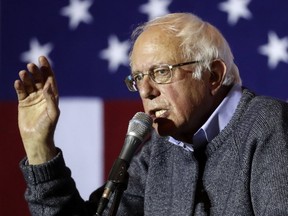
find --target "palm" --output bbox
[18,90,57,143]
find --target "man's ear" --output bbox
[209,59,227,95]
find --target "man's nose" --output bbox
[138,76,160,99]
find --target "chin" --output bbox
[153,118,177,137]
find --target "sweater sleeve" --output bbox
[19,148,96,216]
[20,140,152,216]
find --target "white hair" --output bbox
[130,13,242,85]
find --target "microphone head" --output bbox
[127,112,153,142]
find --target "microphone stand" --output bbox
[95,158,129,216]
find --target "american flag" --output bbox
[1,0,287,215]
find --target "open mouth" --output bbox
[149,109,168,119]
[155,110,167,118]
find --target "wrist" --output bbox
[24,142,58,165]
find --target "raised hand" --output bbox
[14,56,59,165]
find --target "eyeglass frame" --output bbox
[125,60,201,92]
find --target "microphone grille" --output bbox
[127,112,153,141]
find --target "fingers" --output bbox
[14,56,58,101]
[27,62,44,90]
[39,56,52,80]
[14,78,28,101]
[39,56,59,101]
[14,70,35,101]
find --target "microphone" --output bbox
[118,112,153,162]
[95,112,152,215]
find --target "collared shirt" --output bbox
[168,84,243,151]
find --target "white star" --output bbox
[139,0,172,20]
[218,0,252,25]
[20,38,53,65]
[99,35,130,73]
[258,31,288,69]
[60,0,93,30]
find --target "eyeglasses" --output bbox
[125,60,200,92]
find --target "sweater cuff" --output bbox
[19,148,71,185]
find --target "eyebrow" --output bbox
[131,63,170,75]
[131,70,142,76]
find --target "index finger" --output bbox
[39,56,59,98]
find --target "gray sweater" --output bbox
[20,89,288,215]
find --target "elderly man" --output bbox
[15,13,288,215]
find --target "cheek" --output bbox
[166,88,193,119]
[168,84,207,120]
[172,98,194,125]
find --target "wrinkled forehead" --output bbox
[130,27,182,72]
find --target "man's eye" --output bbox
[133,73,143,82]
[153,68,170,76]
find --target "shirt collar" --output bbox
[193,84,242,147]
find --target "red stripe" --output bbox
[0,102,30,215]
[104,99,143,179]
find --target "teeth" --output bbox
[155,110,166,117]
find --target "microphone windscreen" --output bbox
[127,112,152,142]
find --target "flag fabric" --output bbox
[1,0,287,215]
